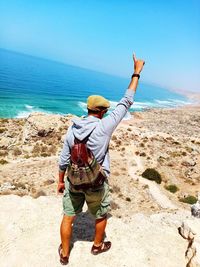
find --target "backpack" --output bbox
[67,132,106,190]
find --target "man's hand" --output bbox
[57,181,65,194]
[128,53,145,92]
[133,53,145,74]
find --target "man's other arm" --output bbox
[57,130,71,194]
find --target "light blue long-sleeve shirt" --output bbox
[59,89,135,177]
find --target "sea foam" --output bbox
[16,104,53,118]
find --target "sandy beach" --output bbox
[0,100,200,267]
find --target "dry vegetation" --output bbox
[0,106,200,214]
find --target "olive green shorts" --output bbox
[63,179,110,219]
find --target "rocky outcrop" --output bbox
[179,219,200,267]
[191,193,200,218]
[22,112,63,141]
[0,136,13,149]
[0,195,193,267]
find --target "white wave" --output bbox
[154,100,174,105]
[110,100,155,109]
[78,100,160,112]
[78,97,191,114]
[16,105,54,118]
[132,102,159,109]
[154,99,192,107]
[109,100,158,110]
[123,111,132,120]
[168,99,192,105]
[131,104,144,109]
[78,100,133,120]
[134,101,154,106]
[16,111,33,118]
[25,104,34,109]
[78,101,120,112]
[109,101,118,108]
[78,101,87,112]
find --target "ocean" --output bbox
[0,49,191,118]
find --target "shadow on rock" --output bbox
[70,211,112,251]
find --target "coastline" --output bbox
[0,103,199,198]
[1,94,197,120]
[174,89,200,105]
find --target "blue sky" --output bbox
[0,0,200,92]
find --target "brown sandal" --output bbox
[58,244,69,265]
[91,241,112,255]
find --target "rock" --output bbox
[0,137,11,149]
[22,112,69,141]
[37,129,53,137]
[179,218,200,267]
[27,113,55,136]
[0,182,15,191]
[191,193,200,218]
[0,196,189,267]
[181,160,196,167]
[43,179,55,186]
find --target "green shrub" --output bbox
[185,146,193,153]
[0,118,9,123]
[115,139,122,145]
[13,182,26,190]
[13,147,22,156]
[41,152,50,157]
[165,184,179,193]
[179,195,197,204]
[141,168,162,184]
[48,145,57,155]
[16,120,25,126]
[41,145,47,153]
[111,135,117,141]
[24,154,31,159]
[0,159,8,165]
[170,151,182,157]
[0,128,6,133]
[32,143,41,154]
[0,150,8,156]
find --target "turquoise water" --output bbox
[0,49,191,118]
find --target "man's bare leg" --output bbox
[91,216,111,254]
[93,216,107,246]
[60,215,76,257]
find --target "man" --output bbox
[57,54,145,265]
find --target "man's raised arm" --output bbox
[101,54,145,135]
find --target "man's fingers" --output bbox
[133,53,137,63]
